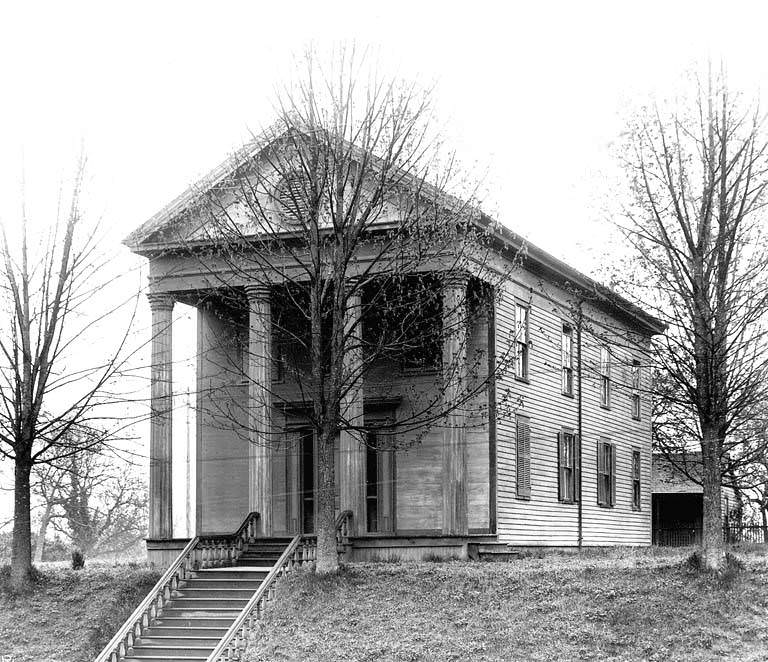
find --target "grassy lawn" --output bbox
[0,562,159,662]
[1,549,767,661]
[246,548,768,662]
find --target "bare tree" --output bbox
[31,431,147,564]
[0,159,140,590]
[160,48,514,572]
[616,68,768,570]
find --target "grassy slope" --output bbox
[246,549,768,662]
[0,563,159,662]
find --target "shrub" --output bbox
[71,549,85,570]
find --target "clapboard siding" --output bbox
[494,270,653,546]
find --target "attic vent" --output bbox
[276,173,310,226]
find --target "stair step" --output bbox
[190,568,271,580]
[159,607,244,619]
[124,656,208,661]
[131,645,215,657]
[143,626,230,637]
[181,578,265,589]
[166,597,250,609]
[174,587,258,599]
[137,636,222,647]
[153,616,236,628]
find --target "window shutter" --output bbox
[516,416,531,498]
[597,439,605,506]
[557,432,564,501]
[610,444,616,507]
[574,434,581,502]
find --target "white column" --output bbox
[339,284,366,535]
[148,292,174,540]
[245,283,273,536]
[441,273,469,535]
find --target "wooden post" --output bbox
[339,284,366,535]
[245,283,273,536]
[441,274,469,535]
[148,292,174,540]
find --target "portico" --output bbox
[144,271,494,562]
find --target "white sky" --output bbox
[3,0,768,525]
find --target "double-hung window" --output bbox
[631,359,641,420]
[600,346,611,408]
[558,429,578,503]
[561,324,573,396]
[514,303,529,380]
[597,438,616,507]
[631,448,641,511]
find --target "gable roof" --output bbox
[124,127,666,336]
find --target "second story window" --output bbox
[631,359,641,419]
[600,345,611,408]
[561,324,573,396]
[515,303,529,380]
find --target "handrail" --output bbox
[335,509,353,546]
[207,534,316,662]
[94,511,260,662]
[94,535,200,662]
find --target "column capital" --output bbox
[147,292,174,312]
[244,282,271,302]
[441,271,470,290]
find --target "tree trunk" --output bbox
[11,457,33,591]
[701,425,725,572]
[33,503,53,564]
[761,505,768,543]
[315,428,338,574]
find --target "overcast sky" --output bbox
[2,0,768,524]
[3,0,768,277]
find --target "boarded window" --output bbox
[558,430,578,503]
[597,438,616,507]
[631,448,641,511]
[562,324,573,395]
[515,304,529,380]
[516,415,531,499]
[631,359,641,420]
[600,346,611,408]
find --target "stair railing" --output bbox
[207,533,318,662]
[94,511,260,662]
[335,509,353,546]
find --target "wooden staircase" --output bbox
[123,538,292,661]
[97,512,352,662]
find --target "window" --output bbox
[558,430,578,503]
[600,345,611,408]
[561,324,573,395]
[597,438,616,507]
[366,431,395,533]
[515,303,529,380]
[631,359,641,419]
[516,416,531,499]
[631,448,641,511]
